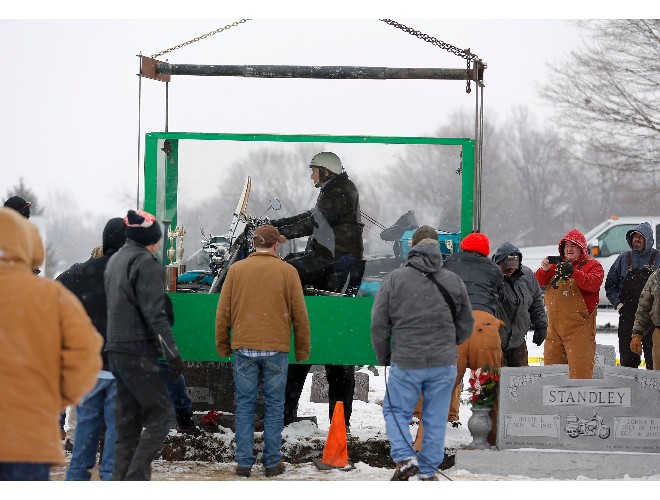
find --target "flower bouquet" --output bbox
[466,365,500,408]
[201,408,223,432]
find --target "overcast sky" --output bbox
[1,2,648,221]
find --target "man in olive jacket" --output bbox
[216,225,310,478]
[632,268,660,370]
[0,208,102,480]
[371,226,473,481]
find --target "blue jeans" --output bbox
[383,363,457,477]
[233,351,288,469]
[0,462,50,481]
[159,359,192,412]
[66,378,117,481]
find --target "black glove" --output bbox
[559,261,573,277]
[167,355,185,383]
[532,328,547,346]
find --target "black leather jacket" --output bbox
[444,250,504,318]
[272,172,364,260]
[104,239,180,359]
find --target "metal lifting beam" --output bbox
[140,56,485,82]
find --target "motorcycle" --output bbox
[204,176,369,296]
[207,176,281,294]
[564,412,611,439]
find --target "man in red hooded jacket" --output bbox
[535,229,604,379]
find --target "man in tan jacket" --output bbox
[216,225,310,479]
[0,208,102,480]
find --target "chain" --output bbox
[380,19,478,93]
[151,19,251,59]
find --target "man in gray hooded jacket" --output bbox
[371,225,473,481]
[605,222,660,369]
[492,242,548,367]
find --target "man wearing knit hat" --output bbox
[3,195,31,219]
[442,232,506,445]
[56,218,126,480]
[536,229,604,379]
[104,210,184,480]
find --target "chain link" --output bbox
[380,19,478,61]
[380,19,479,93]
[151,19,251,59]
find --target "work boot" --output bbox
[390,457,419,481]
[265,460,286,477]
[176,409,201,435]
[235,466,251,478]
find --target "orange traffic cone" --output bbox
[322,401,348,466]
[313,402,353,470]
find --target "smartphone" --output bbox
[547,255,562,265]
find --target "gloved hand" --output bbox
[559,261,573,277]
[630,333,643,355]
[168,355,185,383]
[532,328,547,346]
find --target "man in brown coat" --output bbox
[0,208,102,480]
[216,225,310,478]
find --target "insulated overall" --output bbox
[544,265,597,379]
[618,250,657,369]
[448,310,503,445]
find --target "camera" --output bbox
[547,255,562,265]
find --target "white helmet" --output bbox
[309,152,343,175]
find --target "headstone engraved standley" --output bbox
[497,365,660,453]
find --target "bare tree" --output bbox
[541,20,660,178]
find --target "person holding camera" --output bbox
[492,242,548,367]
[535,229,604,379]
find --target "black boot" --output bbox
[176,409,201,435]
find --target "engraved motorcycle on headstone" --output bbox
[564,412,611,439]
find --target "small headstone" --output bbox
[184,361,236,412]
[310,371,369,403]
[593,344,617,379]
[497,364,660,453]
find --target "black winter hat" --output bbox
[103,217,127,256]
[124,210,162,246]
[4,196,31,219]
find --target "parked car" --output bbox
[519,216,660,306]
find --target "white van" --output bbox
[519,216,660,306]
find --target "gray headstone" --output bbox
[310,371,369,403]
[184,361,237,412]
[593,343,617,379]
[497,364,660,453]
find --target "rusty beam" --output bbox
[151,62,485,82]
[139,56,171,82]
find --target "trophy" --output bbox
[168,226,187,274]
[176,226,187,274]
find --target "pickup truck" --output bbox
[519,216,660,306]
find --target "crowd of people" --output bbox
[1,155,658,481]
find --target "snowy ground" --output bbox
[26,308,657,493]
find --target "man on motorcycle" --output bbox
[271,151,364,430]
[271,151,364,292]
